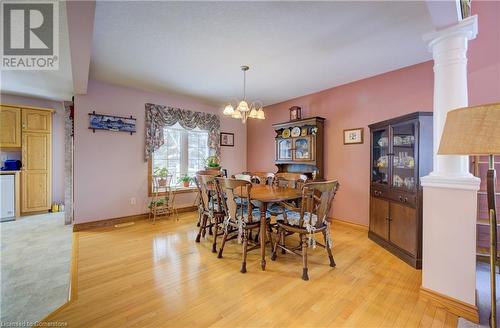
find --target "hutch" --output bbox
[368,112,433,268]
[272,117,325,180]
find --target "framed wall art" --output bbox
[343,128,364,145]
[220,132,234,147]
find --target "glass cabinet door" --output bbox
[391,122,416,191]
[277,139,292,160]
[372,128,389,185]
[293,137,312,161]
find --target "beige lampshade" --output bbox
[438,103,500,155]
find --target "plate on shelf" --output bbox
[291,127,301,137]
[282,128,291,138]
[301,127,308,136]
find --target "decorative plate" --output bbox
[291,127,301,137]
[301,127,308,136]
[282,128,291,138]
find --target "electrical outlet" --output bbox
[130,197,136,205]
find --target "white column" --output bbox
[421,15,481,309]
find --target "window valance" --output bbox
[145,103,220,161]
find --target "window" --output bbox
[152,123,209,188]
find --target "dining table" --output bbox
[235,184,302,270]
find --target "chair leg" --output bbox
[323,230,336,267]
[281,229,286,254]
[196,210,201,227]
[212,217,219,253]
[217,228,228,259]
[196,214,207,243]
[301,234,309,281]
[241,230,248,273]
[271,227,279,261]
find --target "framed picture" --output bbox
[343,128,364,145]
[88,112,136,134]
[289,106,301,121]
[220,132,234,147]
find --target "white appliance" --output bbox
[1,174,15,219]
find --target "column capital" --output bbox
[423,15,478,51]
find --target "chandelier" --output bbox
[223,65,265,123]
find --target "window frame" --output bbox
[148,125,209,196]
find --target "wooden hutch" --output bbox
[368,112,433,268]
[272,117,325,180]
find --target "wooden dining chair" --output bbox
[215,177,272,273]
[272,172,308,189]
[272,180,340,280]
[194,170,223,227]
[251,172,275,185]
[195,174,226,253]
[233,173,252,182]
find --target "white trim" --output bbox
[423,15,478,50]
[421,174,480,191]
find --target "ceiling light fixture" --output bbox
[223,65,265,123]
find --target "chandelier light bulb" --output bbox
[249,108,258,119]
[232,110,242,119]
[257,108,265,120]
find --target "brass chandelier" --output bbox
[223,65,265,123]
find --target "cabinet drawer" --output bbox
[389,193,416,207]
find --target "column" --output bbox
[421,15,481,314]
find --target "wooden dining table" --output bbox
[235,184,302,270]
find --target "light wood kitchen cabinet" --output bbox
[1,104,53,214]
[0,105,21,147]
[22,108,52,133]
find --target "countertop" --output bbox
[0,171,20,175]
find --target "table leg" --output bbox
[260,202,267,271]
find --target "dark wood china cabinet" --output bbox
[273,117,325,180]
[368,112,433,268]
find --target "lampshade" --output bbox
[231,110,242,119]
[438,103,500,155]
[237,100,250,112]
[223,104,234,116]
[249,108,258,119]
[256,108,265,120]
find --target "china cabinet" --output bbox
[368,112,433,268]
[273,117,324,180]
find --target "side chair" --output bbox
[216,177,272,273]
[195,173,226,253]
[272,180,340,280]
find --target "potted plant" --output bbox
[148,198,165,209]
[205,155,221,172]
[154,167,168,187]
[178,175,193,188]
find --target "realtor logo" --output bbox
[1,1,59,70]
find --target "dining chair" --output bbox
[272,172,308,189]
[194,170,224,227]
[215,177,272,273]
[272,180,340,280]
[195,173,226,253]
[149,175,179,223]
[251,172,275,185]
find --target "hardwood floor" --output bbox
[44,212,458,327]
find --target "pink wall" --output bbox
[247,1,500,226]
[0,93,65,204]
[74,80,246,223]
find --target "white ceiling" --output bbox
[1,1,73,101]
[90,1,434,107]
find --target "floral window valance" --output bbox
[144,103,220,161]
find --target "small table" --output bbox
[236,184,301,270]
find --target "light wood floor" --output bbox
[45,212,458,327]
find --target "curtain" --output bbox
[144,103,220,161]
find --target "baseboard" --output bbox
[332,217,368,230]
[419,287,479,323]
[73,205,198,231]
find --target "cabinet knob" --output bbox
[404,197,408,203]
[399,195,403,201]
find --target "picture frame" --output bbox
[289,106,301,121]
[343,128,364,145]
[88,111,136,135]
[220,132,234,147]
